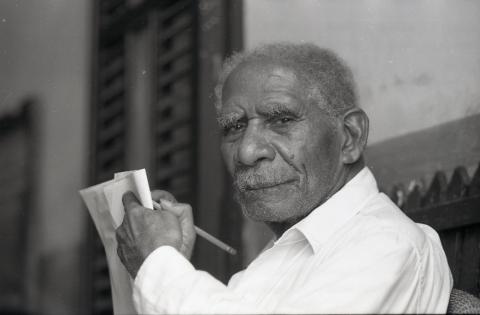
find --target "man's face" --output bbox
[218,60,344,223]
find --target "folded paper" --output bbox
[79,169,153,315]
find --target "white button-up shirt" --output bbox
[133,168,453,314]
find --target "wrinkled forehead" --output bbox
[220,60,303,106]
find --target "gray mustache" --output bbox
[233,168,297,191]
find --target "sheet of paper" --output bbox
[79,169,153,315]
[104,169,153,228]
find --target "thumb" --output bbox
[122,191,141,212]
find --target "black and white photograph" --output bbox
[1,0,480,314]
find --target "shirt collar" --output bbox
[275,167,379,253]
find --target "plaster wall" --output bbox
[244,0,480,144]
[0,1,91,313]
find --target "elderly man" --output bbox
[116,43,452,313]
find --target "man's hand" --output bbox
[116,190,196,278]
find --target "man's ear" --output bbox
[340,108,369,164]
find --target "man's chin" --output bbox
[241,205,285,223]
[236,195,299,223]
[233,183,313,220]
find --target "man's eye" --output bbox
[223,122,245,135]
[233,123,244,130]
[279,117,292,123]
[271,116,294,125]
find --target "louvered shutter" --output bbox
[88,1,244,312]
[88,1,197,314]
[88,1,127,314]
[153,0,197,206]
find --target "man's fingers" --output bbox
[160,199,193,221]
[151,190,177,204]
[159,199,181,215]
[160,199,196,259]
[122,191,141,211]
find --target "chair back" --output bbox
[448,288,480,314]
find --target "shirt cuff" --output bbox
[133,246,195,313]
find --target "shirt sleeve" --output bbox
[133,246,266,314]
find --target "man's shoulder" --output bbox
[347,193,437,256]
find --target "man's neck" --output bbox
[266,161,365,239]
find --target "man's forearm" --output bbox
[133,246,265,314]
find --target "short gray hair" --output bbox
[214,42,358,117]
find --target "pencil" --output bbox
[152,200,237,255]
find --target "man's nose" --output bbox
[237,124,275,166]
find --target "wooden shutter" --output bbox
[152,0,197,207]
[88,1,244,312]
[88,1,198,313]
[88,1,127,314]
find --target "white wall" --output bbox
[244,0,480,144]
[0,1,91,313]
